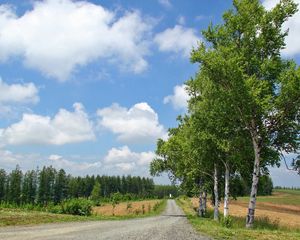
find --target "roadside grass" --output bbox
[177,191,300,240]
[0,199,167,227]
[0,209,88,227]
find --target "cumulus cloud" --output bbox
[97,102,165,144]
[158,0,172,8]
[164,84,190,110]
[0,146,155,176]
[49,154,101,171]
[263,0,300,56]
[0,0,152,81]
[0,103,95,145]
[104,146,155,172]
[154,25,200,57]
[0,78,39,104]
[0,149,102,175]
[177,16,186,25]
[0,77,39,119]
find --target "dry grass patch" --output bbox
[93,200,162,216]
[191,190,300,229]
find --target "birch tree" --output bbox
[190,0,300,227]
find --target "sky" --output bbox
[0,0,299,187]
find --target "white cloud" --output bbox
[97,102,165,144]
[0,0,152,81]
[104,146,155,172]
[158,0,172,8]
[0,78,39,104]
[0,149,101,175]
[0,102,95,145]
[164,84,190,110]
[177,16,185,25]
[49,154,101,171]
[154,25,200,57]
[0,77,39,119]
[263,0,300,56]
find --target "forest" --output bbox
[0,165,179,206]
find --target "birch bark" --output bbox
[246,127,261,228]
[224,164,230,217]
[213,163,219,221]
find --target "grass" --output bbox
[237,189,300,205]
[177,189,300,240]
[0,199,167,227]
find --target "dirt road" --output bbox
[0,200,209,240]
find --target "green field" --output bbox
[237,189,300,205]
[0,199,166,227]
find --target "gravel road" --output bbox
[0,200,209,240]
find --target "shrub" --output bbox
[221,216,233,228]
[48,204,63,214]
[153,202,160,211]
[61,198,92,216]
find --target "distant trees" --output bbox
[153,185,180,199]
[0,165,156,206]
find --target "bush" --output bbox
[48,204,63,214]
[221,216,233,228]
[153,202,160,211]
[61,198,93,216]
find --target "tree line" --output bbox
[151,0,299,228]
[0,165,164,206]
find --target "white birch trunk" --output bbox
[198,190,204,217]
[224,164,230,218]
[246,131,261,228]
[203,191,207,215]
[213,163,219,221]
[198,179,205,217]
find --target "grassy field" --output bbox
[177,189,300,240]
[0,199,166,227]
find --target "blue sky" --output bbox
[0,0,299,186]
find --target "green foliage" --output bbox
[0,165,158,207]
[152,185,180,199]
[292,156,300,174]
[257,175,273,196]
[90,181,101,203]
[221,215,233,228]
[61,198,92,216]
